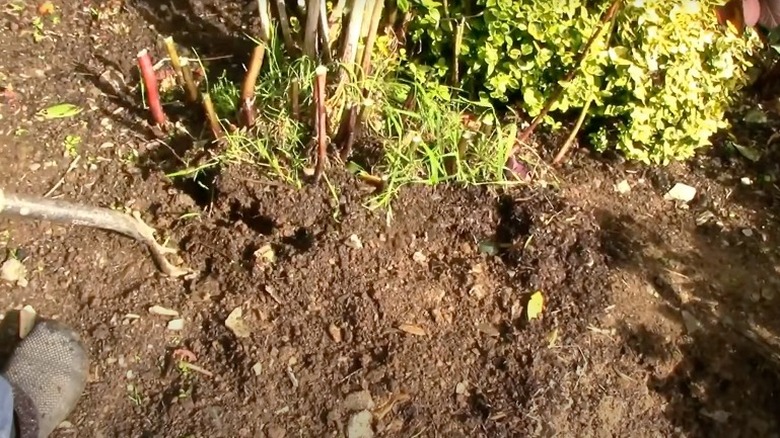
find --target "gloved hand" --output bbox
[0,310,88,438]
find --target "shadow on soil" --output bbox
[597,169,780,437]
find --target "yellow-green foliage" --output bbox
[407,0,763,163]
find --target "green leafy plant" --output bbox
[405,0,764,164]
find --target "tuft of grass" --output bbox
[165,26,536,211]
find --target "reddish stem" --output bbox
[137,49,167,126]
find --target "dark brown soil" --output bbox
[1,1,780,437]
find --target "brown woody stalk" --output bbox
[274,0,296,52]
[318,1,333,63]
[179,57,199,103]
[201,92,224,140]
[290,78,300,120]
[515,0,622,150]
[239,44,267,127]
[136,49,167,126]
[313,65,329,181]
[339,0,367,79]
[163,36,184,82]
[327,0,347,53]
[355,0,376,66]
[359,0,384,76]
[552,95,593,165]
[337,103,360,160]
[303,0,321,57]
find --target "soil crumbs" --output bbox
[2,1,780,437]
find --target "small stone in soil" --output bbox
[412,251,427,264]
[615,180,631,194]
[148,305,179,317]
[343,390,375,412]
[347,410,374,438]
[664,183,696,202]
[328,323,342,343]
[1,258,27,287]
[251,362,263,376]
[225,307,251,338]
[166,319,184,331]
[345,234,363,249]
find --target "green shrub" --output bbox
[404,0,763,164]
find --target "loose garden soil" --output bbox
[1,1,780,437]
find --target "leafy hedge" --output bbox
[403,0,763,164]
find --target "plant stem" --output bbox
[274,0,296,53]
[313,65,328,181]
[452,18,465,85]
[239,44,267,127]
[327,0,347,51]
[515,0,622,149]
[202,92,224,140]
[179,58,199,103]
[337,104,359,160]
[303,0,321,57]
[318,0,333,62]
[257,0,272,42]
[290,78,300,120]
[136,49,167,126]
[339,0,367,79]
[359,0,384,76]
[163,36,184,83]
[552,95,593,166]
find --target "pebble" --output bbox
[166,319,185,331]
[664,183,696,202]
[343,390,374,412]
[346,411,374,438]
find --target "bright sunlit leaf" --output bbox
[527,291,544,321]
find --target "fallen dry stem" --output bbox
[0,189,189,277]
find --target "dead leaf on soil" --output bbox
[527,291,544,321]
[37,1,54,15]
[225,307,251,338]
[397,323,427,336]
[254,244,276,264]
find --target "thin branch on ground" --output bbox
[0,190,190,278]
